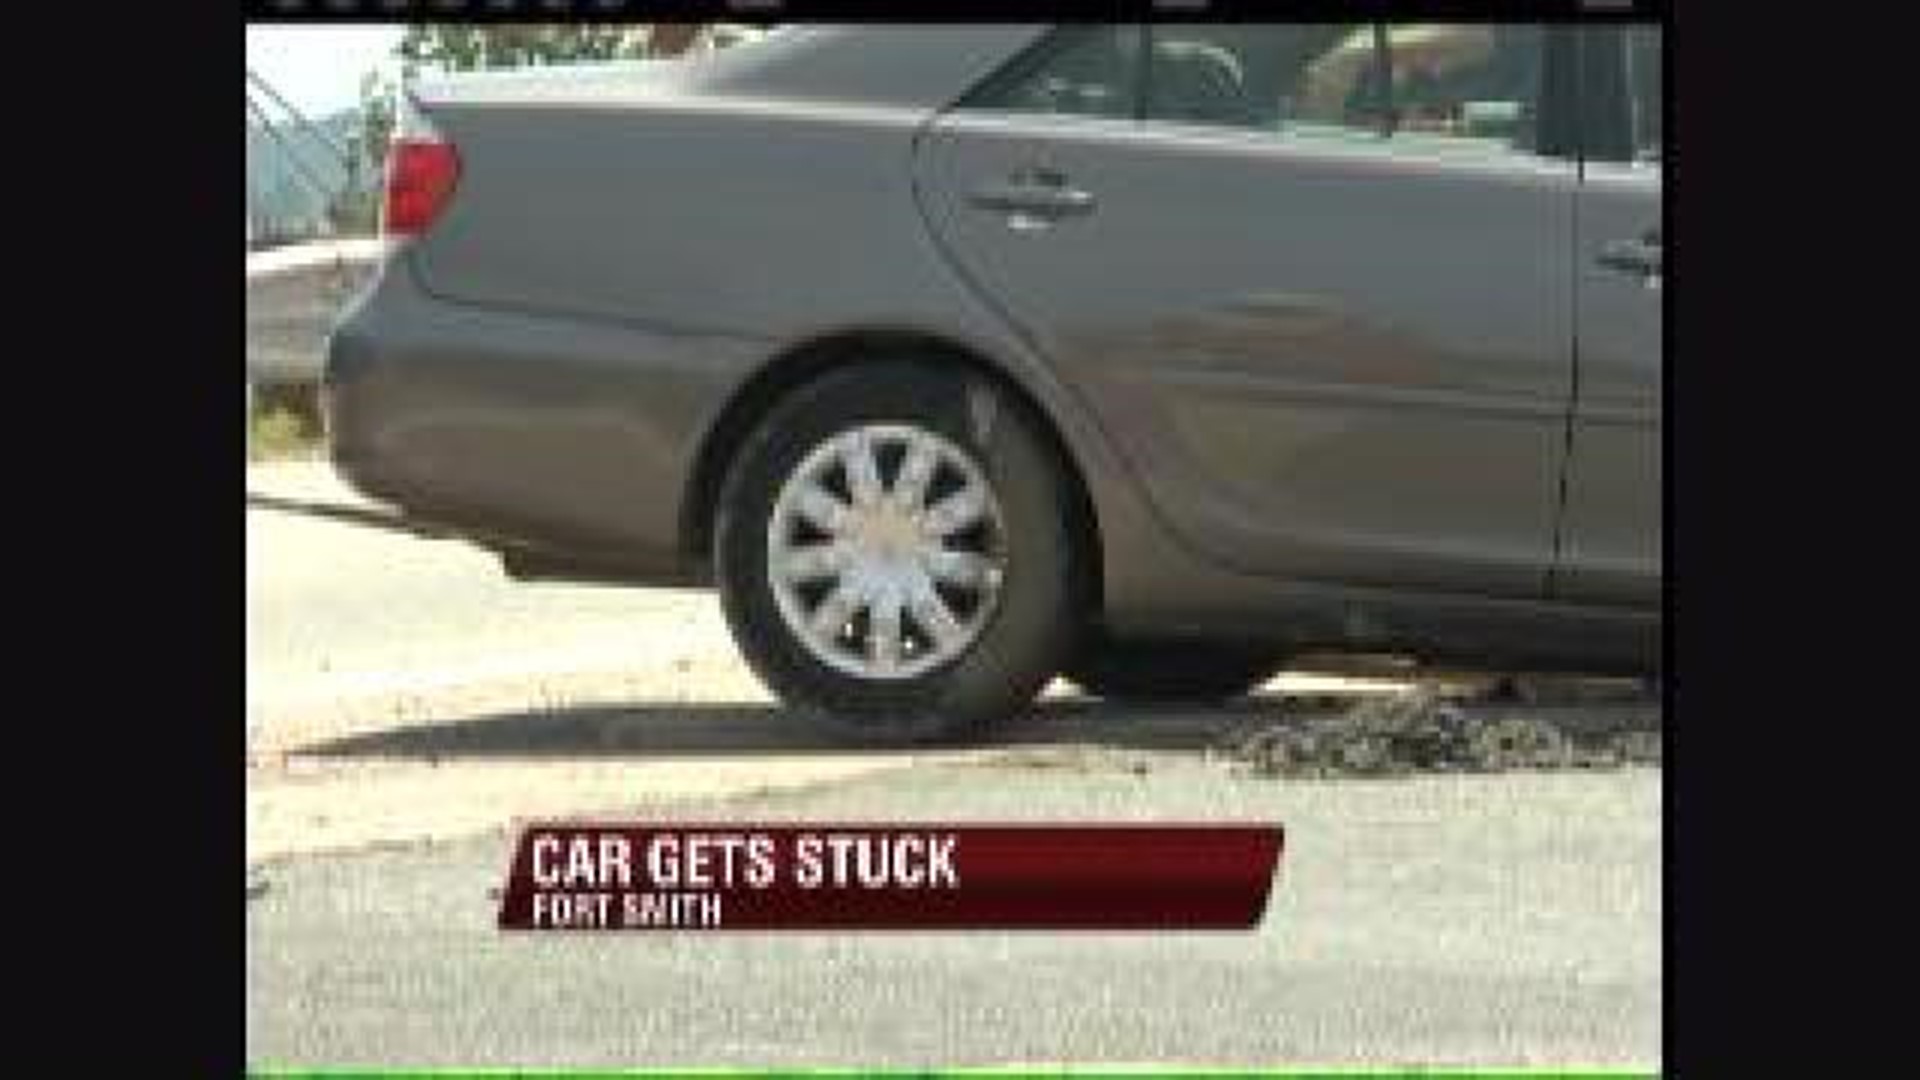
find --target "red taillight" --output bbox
[382,138,461,238]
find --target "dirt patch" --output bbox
[248,399,323,461]
[1221,686,1662,779]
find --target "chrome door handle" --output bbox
[968,183,1097,217]
[1597,230,1662,278]
[967,168,1096,228]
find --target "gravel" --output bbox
[1222,684,1663,779]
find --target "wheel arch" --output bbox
[682,327,1106,613]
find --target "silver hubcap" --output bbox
[767,423,1007,680]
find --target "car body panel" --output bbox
[362,31,1192,616]
[915,111,1576,602]
[409,25,1049,112]
[326,256,770,570]
[679,24,1048,109]
[323,23,1662,675]
[1557,160,1661,606]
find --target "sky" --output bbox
[247,25,406,119]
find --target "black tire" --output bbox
[1066,635,1279,705]
[713,360,1086,745]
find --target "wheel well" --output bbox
[682,331,1104,611]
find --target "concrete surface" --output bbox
[246,460,1412,863]
[247,759,1660,1068]
[245,459,1661,1069]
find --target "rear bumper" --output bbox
[322,254,769,573]
[321,267,440,514]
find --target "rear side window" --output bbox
[1140,24,1544,152]
[966,24,1551,158]
[964,26,1140,121]
[1144,25,1377,136]
[1380,24,1543,149]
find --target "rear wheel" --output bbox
[713,360,1085,744]
[1066,635,1280,704]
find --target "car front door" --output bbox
[1557,24,1662,608]
[915,24,1579,602]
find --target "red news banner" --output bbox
[498,825,1285,931]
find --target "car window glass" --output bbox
[965,26,1140,121]
[967,23,1553,162]
[1137,24,1546,157]
[1381,24,1543,152]
[1627,25,1661,162]
[1144,25,1382,138]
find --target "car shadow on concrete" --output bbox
[293,694,1334,763]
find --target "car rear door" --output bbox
[1556,24,1662,608]
[914,24,1579,601]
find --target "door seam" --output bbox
[1547,34,1589,603]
